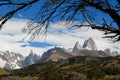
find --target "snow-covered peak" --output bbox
[0,50,40,70]
[0,58,7,68]
[0,50,24,70]
[83,37,97,50]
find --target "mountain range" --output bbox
[0,37,119,70]
[0,50,40,70]
[40,37,119,62]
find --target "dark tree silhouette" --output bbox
[0,0,120,41]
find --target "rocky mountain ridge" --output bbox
[0,51,24,70]
[40,37,119,62]
[21,49,40,67]
[104,48,119,56]
[0,37,119,70]
[0,50,40,70]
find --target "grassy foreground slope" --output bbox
[0,56,120,80]
[0,68,9,75]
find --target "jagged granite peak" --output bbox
[83,37,97,50]
[73,41,82,51]
[21,49,40,67]
[104,48,111,56]
[29,49,34,57]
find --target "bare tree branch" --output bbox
[0,0,120,42]
[0,0,39,29]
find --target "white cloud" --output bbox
[0,19,120,57]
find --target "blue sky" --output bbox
[0,0,120,56]
[21,42,58,48]
[0,0,118,23]
[0,0,41,19]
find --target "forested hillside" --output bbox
[0,56,120,80]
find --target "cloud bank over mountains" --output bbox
[0,19,120,56]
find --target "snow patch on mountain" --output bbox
[0,50,40,70]
[0,59,6,68]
